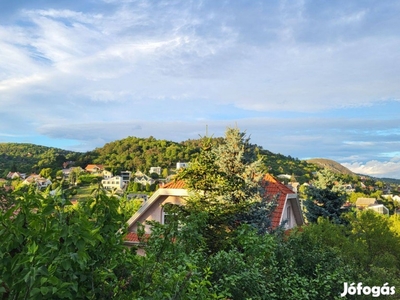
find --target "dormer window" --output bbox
[286,205,291,228]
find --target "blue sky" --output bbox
[1,0,400,178]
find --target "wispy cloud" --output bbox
[1,0,400,178]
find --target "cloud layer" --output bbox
[1,0,400,178]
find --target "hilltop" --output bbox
[306,158,354,175]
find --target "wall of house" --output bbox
[101,176,124,190]
[282,197,298,229]
[131,195,185,233]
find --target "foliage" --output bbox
[0,143,77,175]
[39,168,53,179]
[3,134,400,299]
[0,136,325,187]
[303,170,347,224]
[0,188,136,299]
[177,128,275,252]
[2,159,400,299]
[78,174,102,185]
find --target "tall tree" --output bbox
[177,127,274,251]
[303,169,347,224]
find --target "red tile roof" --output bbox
[162,180,186,189]
[263,174,295,229]
[124,232,150,243]
[85,164,104,171]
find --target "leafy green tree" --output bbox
[56,169,64,179]
[0,188,136,299]
[348,191,368,204]
[68,167,83,185]
[39,167,53,179]
[162,168,169,178]
[145,183,151,192]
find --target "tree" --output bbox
[68,167,83,185]
[39,167,53,179]
[177,127,274,252]
[303,169,347,224]
[162,168,169,178]
[56,170,64,179]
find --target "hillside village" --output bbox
[2,131,400,298]
[2,147,400,220]
[2,136,400,249]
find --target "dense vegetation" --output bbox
[1,129,400,299]
[0,143,78,177]
[0,137,322,183]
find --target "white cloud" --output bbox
[342,159,400,178]
[1,1,400,178]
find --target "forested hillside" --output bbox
[0,143,79,177]
[82,136,322,182]
[1,137,322,183]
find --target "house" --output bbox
[263,174,304,230]
[356,198,378,208]
[176,162,189,170]
[356,197,389,215]
[85,164,104,175]
[344,184,355,193]
[6,172,26,180]
[22,175,52,189]
[133,172,155,186]
[101,176,124,191]
[62,166,83,178]
[120,171,132,183]
[124,174,304,247]
[125,180,187,248]
[103,170,113,179]
[149,167,161,176]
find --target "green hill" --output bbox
[0,143,80,177]
[0,137,323,183]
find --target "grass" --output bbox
[73,184,95,201]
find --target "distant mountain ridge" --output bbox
[306,158,355,175]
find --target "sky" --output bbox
[1,0,400,179]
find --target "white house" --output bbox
[134,172,155,186]
[149,167,161,176]
[356,198,389,215]
[176,162,189,170]
[101,176,124,191]
[6,172,26,179]
[102,170,113,179]
[23,175,52,189]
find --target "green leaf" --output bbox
[41,286,50,295]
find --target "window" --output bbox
[286,205,291,228]
[162,208,172,225]
[161,204,181,228]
